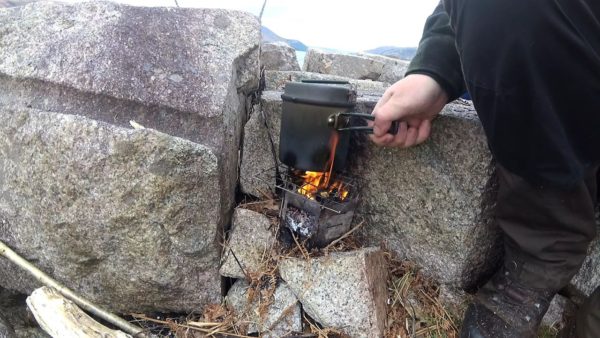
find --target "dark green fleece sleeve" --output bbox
[406,2,466,101]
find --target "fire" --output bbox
[297,171,349,201]
[296,131,349,201]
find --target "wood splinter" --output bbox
[27,286,133,338]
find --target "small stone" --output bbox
[220,208,276,278]
[168,74,183,82]
[571,218,600,297]
[541,294,570,330]
[279,247,388,338]
[226,280,301,337]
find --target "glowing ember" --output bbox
[296,131,350,200]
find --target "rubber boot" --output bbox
[576,285,600,338]
[460,267,554,338]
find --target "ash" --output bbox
[284,206,318,238]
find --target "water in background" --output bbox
[295,51,306,69]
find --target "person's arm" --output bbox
[370,2,464,147]
[406,2,465,101]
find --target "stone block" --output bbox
[261,42,300,71]
[220,208,276,278]
[303,48,408,83]
[0,1,260,237]
[279,248,388,338]
[226,279,301,337]
[0,108,221,312]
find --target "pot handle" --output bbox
[327,112,399,135]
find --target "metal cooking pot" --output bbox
[279,80,398,172]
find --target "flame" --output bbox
[297,171,349,200]
[296,131,350,201]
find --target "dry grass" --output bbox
[129,197,461,337]
[383,249,460,338]
[302,313,349,338]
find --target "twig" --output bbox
[0,240,145,337]
[186,321,222,327]
[229,248,252,282]
[258,0,267,22]
[131,314,254,338]
[173,0,179,7]
[237,199,275,208]
[324,219,365,251]
[291,232,310,261]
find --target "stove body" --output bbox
[275,166,359,248]
[259,80,366,248]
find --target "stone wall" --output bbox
[0,1,259,313]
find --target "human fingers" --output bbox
[391,122,412,148]
[401,119,432,148]
[388,122,408,148]
[370,132,394,146]
[402,125,419,148]
[368,118,393,146]
[372,99,399,137]
[372,118,392,138]
[415,119,431,145]
[368,110,396,146]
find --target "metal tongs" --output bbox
[327,112,400,134]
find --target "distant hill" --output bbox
[261,26,308,51]
[366,46,417,61]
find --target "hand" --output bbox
[370,74,448,148]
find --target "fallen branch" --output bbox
[27,286,133,338]
[0,240,145,337]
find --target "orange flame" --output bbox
[296,131,350,200]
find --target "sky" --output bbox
[61,0,440,52]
